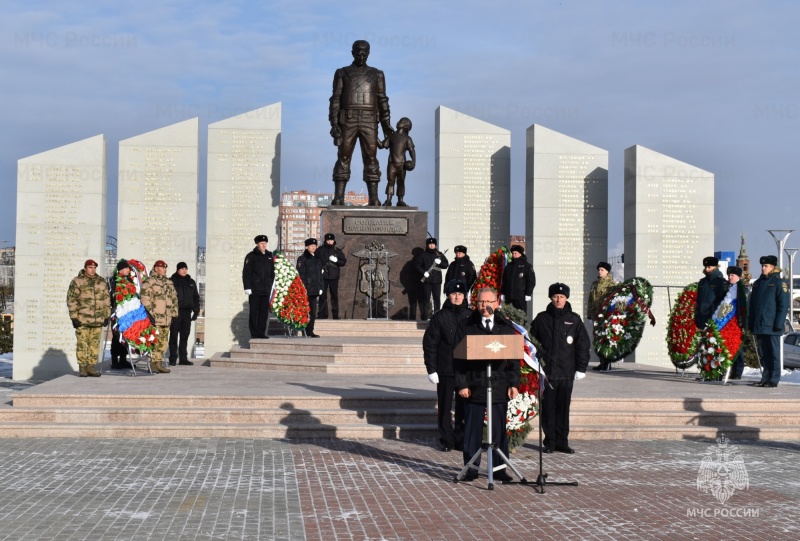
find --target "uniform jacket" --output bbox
[587,275,617,319]
[329,64,390,127]
[444,256,477,291]
[695,269,729,328]
[530,301,590,381]
[422,299,472,377]
[502,255,536,300]
[141,272,179,327]
[297,250,324,296]
[242,247,275,296]
[748,269,790,335]
[67,270,111,327]
[170,272,200,313]
[317,243,347,281]
[454,311,521,403]
[414,248,449,284]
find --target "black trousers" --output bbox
[756,334,782,384]
[248,294,270,339]
[436,375,465,447]
[169,309,192,363]
[420,282,442,319]
[731,349,745,378]
[306,295,318,334]
[463,400,508,467]
[510,298,527,311]
[318,279,339,318]
[111,329,127,361]
[541,378,574,449]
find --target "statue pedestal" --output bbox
[320,207,428,320]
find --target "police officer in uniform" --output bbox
[444,245,477,293]
[501,245,535,311]
[329,40,393,206]
[317,233,347,319]
[414,237,449,320]
[695,256,729,329]
[242,235,275,339]
[297,238,324,337]
[748,255,790,387]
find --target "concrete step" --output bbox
[569,398,800,413]
[228,347,422,364]
[567,425,800,440]
[211,352,424,374]
[246,339,423,355]
[267,320,426,338]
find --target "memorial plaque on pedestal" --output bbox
[320,207,428,320]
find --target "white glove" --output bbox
[525,295,531,302]
[423,272,430,278]
[574,372,586,381]
[434,258,442,265]
[319,290,323,295]
[500,295,505,302]
[244,289,252,296]
[329,256,338,262]
[428,372,440,385]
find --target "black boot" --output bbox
[331,181,346,206]
[367,183,381,206]
[119,356,133,369]
[111,356,120,370]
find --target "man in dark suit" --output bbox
[454,287,520,481]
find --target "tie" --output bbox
[484,319,491,332]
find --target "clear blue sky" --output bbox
[2,0,799,267]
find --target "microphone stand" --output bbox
[533,367,579,494]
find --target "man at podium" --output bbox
[454,288,520,481]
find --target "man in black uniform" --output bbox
[423,280,472,452]
[329,39,393,206]
[695,256,729,329]
[454,288,520,481]
[242,235,275,340]
[414,237,449,320]
[317,233,347,320]
[444,245,477,294]
[501,245,535,311]
[297,238,324,338]
[530,283,590,454]
[168,262,200,366]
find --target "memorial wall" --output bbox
[435,106,510,266]
[624,145,714,367]
[205,103,281,357]
[117,118,199,275]
[526,124,608,317]
[14,135,107,379]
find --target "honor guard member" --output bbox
[242,235,275,339]
[423,279,472,452]
[530,283,590,454]
[141,260,179,374]
[695,256,729,329]
[297,238,324,337]
[588,262,616,371]
[501,245,535,311]
[414,237,449,320]
[445,245,477,293]
[168,262,200,366]
[108,259,135,369]
[726,265,748,379]
[67,259,111,377]
[317,233,347,319]
[748,255,790,388]
[329,39,393,206]
[454,288,520,481]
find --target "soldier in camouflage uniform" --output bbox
[66,259,111,377]
[140,260,179,374]
[587,262,617,371]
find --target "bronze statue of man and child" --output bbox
[329,40,415,207]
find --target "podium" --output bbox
[453,333,528,489]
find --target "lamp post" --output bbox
[785,248,798,327]
[767,229,794,274]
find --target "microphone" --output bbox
[485,306,494,315]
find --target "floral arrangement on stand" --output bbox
[593,277,655,363]
[666,283,700,369]
[470,247,509,309]
[270,252,310,330]
[696,285,743,380]
[113,259,158,353]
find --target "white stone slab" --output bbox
[526,124,608,319]
[15,135,107,380]
[435,106,510,266]
[624,145,714,367]
[205,103,281,357]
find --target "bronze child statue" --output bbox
[379,117,415,207]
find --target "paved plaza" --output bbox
[0,436,798,540]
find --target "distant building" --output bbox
[279,190,367,261]
[736,232,752,286]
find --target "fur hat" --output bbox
[760,255,779,266]
[702,256,719,267]
[597,261,611,272]
[548,282,570,299]
[116,259,130,272]
[426,237,437,245]
[254,235,268,244]
[305,238,318,247]
[726,265,743,277]
[444,280,467,295]
[324,233,335,241]
[510,245,524,255]
[454,245,467,254]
